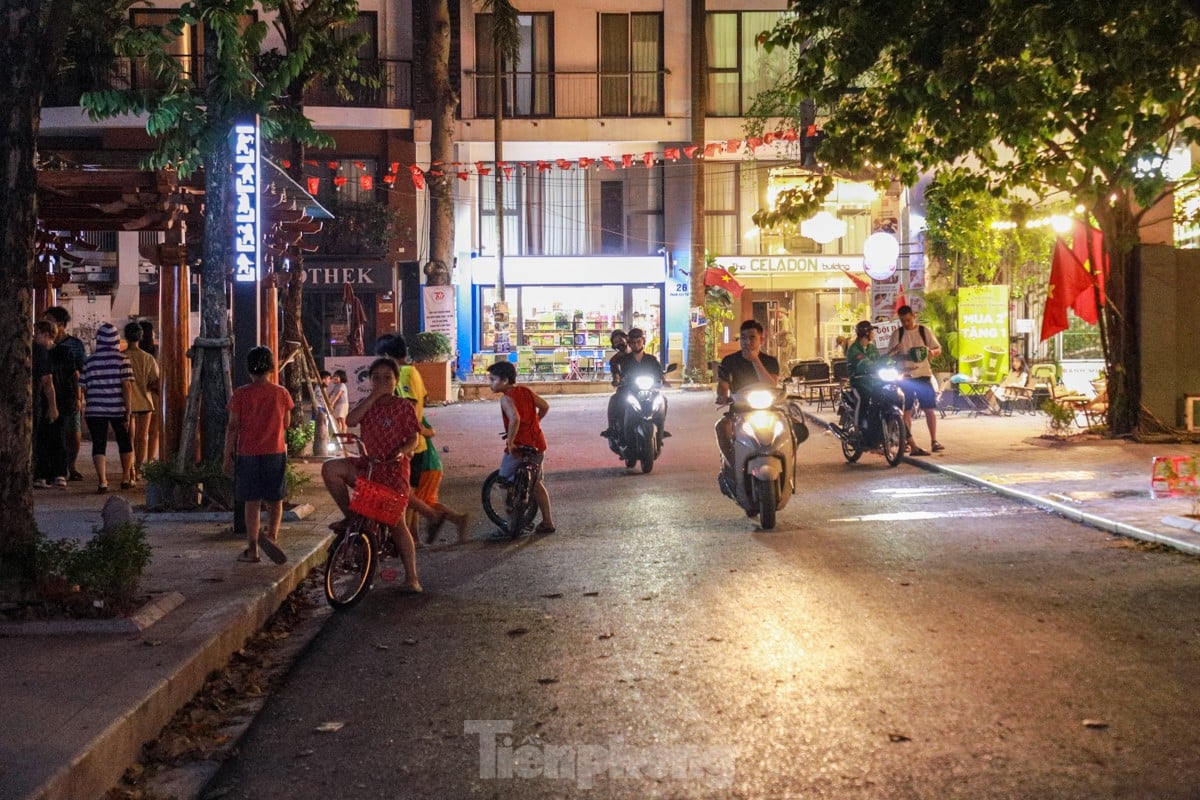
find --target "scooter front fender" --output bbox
[746,454,783,482]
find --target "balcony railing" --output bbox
[45,57,413,110]
[463,69,668,119]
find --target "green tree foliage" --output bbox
[754,0,1200,435]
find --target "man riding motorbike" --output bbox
[715,320,782,465]
[603,328,668,441]
[844,320,881,428]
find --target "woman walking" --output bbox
[80,322,135,493]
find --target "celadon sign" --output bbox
[957,285,1010,382]
[714,255,863,275]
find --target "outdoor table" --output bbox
[959,382,1000,417]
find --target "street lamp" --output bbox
[863,231,899,281]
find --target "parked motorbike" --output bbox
[609,363,677,473]
[829,365,907,467]
[717,385,797,530]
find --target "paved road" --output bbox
[206,391,1200,799]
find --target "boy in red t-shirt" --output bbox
[224,347,293,564]
[486,361,556,533]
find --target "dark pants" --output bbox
[85,416,132,457]
[34,416,67,482]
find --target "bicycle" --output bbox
[480,444,543,539]
[323,433,406,610]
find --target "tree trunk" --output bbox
[1094,201,1141,437]
[686,0,708,381]
[0,0,76,581]
[427,0,458,277]
[283,95,308,429]
[200,132,234,466]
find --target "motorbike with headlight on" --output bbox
[717,385,797,530]
[609,363,677,473]
[829,363,907,467]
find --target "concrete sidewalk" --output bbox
[801,401,1200,555]
[5,401,1200,800]
[0,461,339,800]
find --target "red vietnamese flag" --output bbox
[1040,237,1094,341]
[703,266,743,297]
[1068,220,1107,324]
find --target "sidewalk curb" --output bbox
[29,535,333,800]
[802,410,1200,558]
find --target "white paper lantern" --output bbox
[863,232,900,280]
[800,211,847,244]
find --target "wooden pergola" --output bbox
[34,166,327,462]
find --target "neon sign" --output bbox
[232,119,260,283]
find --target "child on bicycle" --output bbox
[321,357,423,593]
[485,361,556,533]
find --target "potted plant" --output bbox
[408,331,455,404]
[286,421,316,458]
[140,460,203,511]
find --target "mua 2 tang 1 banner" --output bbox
[957,286,1010,382]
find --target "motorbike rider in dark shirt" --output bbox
[601,330,630,438]
[715,320,781,466]
[603,328,668,440]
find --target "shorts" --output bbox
[901,376,937,411]
[61,409,81,436]
[234,453,288,502]
[499,449,544,480]
[413,468,442,506]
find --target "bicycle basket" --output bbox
[349,478,408,526]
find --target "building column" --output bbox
[158,230,190,464]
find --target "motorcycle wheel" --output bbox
[838,408,863,463]
[640,428,656,473]
[881,409,905,467]
[757,476,778,530]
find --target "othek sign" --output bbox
[305,264,392,288]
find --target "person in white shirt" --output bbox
[888,305,943,456]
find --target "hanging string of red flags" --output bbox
[1040,219,1109,342]
[703,265,744,297]
[292,128,805,194]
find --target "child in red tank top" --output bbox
[486,361,556,533]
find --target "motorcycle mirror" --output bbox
[665,363,679,373]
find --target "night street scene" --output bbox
[3,1,1200,799]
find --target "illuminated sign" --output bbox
[713,255,862,275]
[232,119,261,283]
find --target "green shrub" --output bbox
[408,331,453,363]
[1040,399,1075,437]
[35,521,152,609]
[286,421,316,455]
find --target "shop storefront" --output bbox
[714,254,870,363]
[301,258,397,361]
[460,255,671,375]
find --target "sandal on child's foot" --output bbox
[258,537,288,565]
[534,523,556,534]
[236,549,260,563]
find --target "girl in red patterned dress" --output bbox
[321,357,423,593]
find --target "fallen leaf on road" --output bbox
[296,749,315,758]
[540,593,563,599]
[598,632,614,640]
[402,638,418,645]
[374,643,389,650]
[888,733,911,743]
[316,722,345,733]
[639,595,654,601]
[507,627,529,637]
[537,677,559,685]
[582,591,599,597]
[1082,719,1109,729]
[707,636,723,642]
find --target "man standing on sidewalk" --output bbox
[888,305,943,456]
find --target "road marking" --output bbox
[830,506,1038,523]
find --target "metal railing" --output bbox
[462,69,668,119]
[45,57,413,110]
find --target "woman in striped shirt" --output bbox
[80,322,135,493]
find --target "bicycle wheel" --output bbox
[324,525,375,610]
[481,469,510,531]
[506,469,539,539]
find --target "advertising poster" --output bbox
[324,356,378,407]
[422,285,457,342]
[957,285,1010,381]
